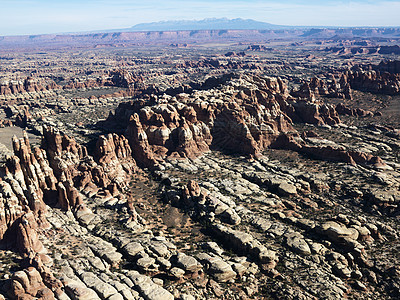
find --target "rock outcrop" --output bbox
[0,126,139,250]
[0,77,59,98]
[336,60,400,95]
[0,70,139,102]
[10,267,55,300]
[104,73,346,162]
[346,69,400,95]
[272,132,386,167]
[291,75,352,100]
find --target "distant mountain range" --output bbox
[93,18,306,33]
[123,18,400,32]
[126,18,287,31]
[94,17,395,34]
[1,18,399,51]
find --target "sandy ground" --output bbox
[0,127,41,152]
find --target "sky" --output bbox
[0,0,399,36]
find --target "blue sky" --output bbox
[0,0,399,36]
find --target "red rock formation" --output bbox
[0,125,140,253]
[10,267,55,300]
[109,69,136,90]
[94,133,137,188]
[0,77,61,98]
[30,253,63,297]
[16,212,45,258]
[272,132,386,167]
[41,126,87,182]
[211,105,260,157]
[107,73,345,160]
[0,70,139,101]
[41,126,139,209]
[1,154,63,297]
[125,113,158,167]
[346,70,400,94]
[375,60,400,74]
[0,178,25,241]
[336,103,374,117]
[57,180,83,211]
[290,101,340,125]
[0,127,149,300]
[95,133,133,164]
[4,133,53,225]
[171,117,211,158]
[339,61,400,95]
[291,75,352,101]
[0,119,13,127]
[8,251,63,300]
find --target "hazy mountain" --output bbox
[95,18,339,34]
[125,18,286,31]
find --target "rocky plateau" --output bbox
[0,32,400,299]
